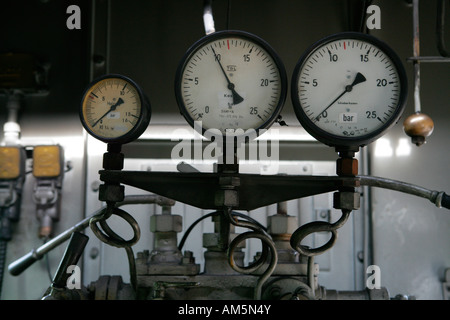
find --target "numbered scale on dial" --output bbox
[80,74,151,144]
[175,30,287,137]
[291,32,407,149]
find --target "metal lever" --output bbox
[40,231,88,300]
[8,217,91,277]
[9,231,88,279]
[50,231,88,290]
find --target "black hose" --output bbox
[178,210,267,251]
[178,212,216,251]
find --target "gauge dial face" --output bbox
[80,75,150,144]
[175,30,287,136]
[291,32,407,148]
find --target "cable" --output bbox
[178,210,267,251]
[178,212,216,251]
[436,0,450,57]
[179,207,276,299]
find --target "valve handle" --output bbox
[51,231,89,289]
[8,250,39,276]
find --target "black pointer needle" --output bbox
[211,46,244,105]
[92,97,124,127]
[315,72,366,122]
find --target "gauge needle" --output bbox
[315,72,366,122]
[211,47,244,105]
[92,97,124,127]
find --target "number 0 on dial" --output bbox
[291,32,407,149]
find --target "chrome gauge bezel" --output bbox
[80,74,151,144]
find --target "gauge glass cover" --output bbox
[291,32,407,148]
[175,30,287,136]
[80,75,150,144]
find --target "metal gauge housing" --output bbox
[175,30,287,137]
[80,74,151,144]
[291,32,407,149]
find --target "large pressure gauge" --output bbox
[80,74,151,144]
[291,32,407,149]
[175,30,287,137]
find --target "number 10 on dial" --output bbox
[291,32,407,149]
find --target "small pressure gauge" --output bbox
[291,32,407,149]
[175,30,287,137]
[80,74,151,144]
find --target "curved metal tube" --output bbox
[89,204,141,292]
[290,209,351,257]
[225,208,278,300]
[89,205,140,248]
[307,256,316,297]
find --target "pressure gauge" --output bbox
[175,30,287,137]
[80,74,151,144]
[291,32,407,149]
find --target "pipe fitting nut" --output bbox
[268,214,298,235]
[333,191,360,211]
[150,214,182,233]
